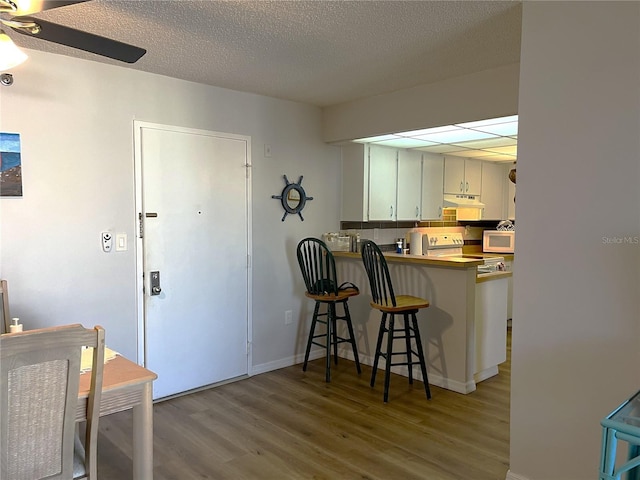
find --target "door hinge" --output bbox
[138,212,143,238]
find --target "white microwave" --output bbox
[483,230,515,253]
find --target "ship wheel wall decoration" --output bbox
[272,175,313,221]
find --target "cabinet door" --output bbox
[421,152,444,219]
[480,161,505,220]
[397,149,422,220]
[444,156,465,194]
[341,143,368,221]
[464,159,483,196]
[368,145,397,220]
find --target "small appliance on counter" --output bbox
[483,230,515,253]
[322,232,360,252]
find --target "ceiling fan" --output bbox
[0,0,146,63]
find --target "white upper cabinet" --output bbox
[444,157,482,196]
[480,161,506,220]
[368,145,398,221]
[397,149,422,221]
[465,160,482,195]
[444,156,465,194]
[341,143,369,221]
[421,152,444,220]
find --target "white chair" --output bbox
[0,279,10,334]
[0,324,105,479]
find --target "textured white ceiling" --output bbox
[6,0,522,107]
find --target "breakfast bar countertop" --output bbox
[332,251,484,268]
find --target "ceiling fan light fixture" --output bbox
[0,0,17,13]
[0,30,27,69]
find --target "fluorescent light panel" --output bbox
[352,115,519,161]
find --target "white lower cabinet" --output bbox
[475,277,508,381]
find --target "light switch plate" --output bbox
[116,233,127,251]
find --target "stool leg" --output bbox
[371,312,387,387]
[383,314,395,403]
[303,301,320,372]
[343,300,361,374]
[325,302,333,383]
[404,313,413,385]
[331,303,339,365]
[411,312,431,399]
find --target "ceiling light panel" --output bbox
[350,115,519,163]
[353,134,400,143]
[456,115,518,128]
[395,125,462,137]
[473,121,519,136]
[415,129,497,144]
[373,138,437,148]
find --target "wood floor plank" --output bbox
[98,328,512,479]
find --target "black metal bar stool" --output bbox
[360,240,431,403]
[296,237,361,382]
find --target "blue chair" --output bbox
[600,389,640,480]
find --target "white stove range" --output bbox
[422,232,504,276]
[422,232,465,257]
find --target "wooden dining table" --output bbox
[77,354,157,479]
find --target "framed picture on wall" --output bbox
[0,132,22,197]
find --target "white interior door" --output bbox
[134,122,251,400]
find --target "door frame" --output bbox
[133,120,253,375]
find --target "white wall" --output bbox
[322,63,520,143]
[509,2,640,479]
[0,49,342,369]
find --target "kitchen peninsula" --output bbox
[333,251,511,394]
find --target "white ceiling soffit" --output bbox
[355,115,519,162]
[7,0,522,108]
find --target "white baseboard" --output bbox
[505,470,530,480]
[252,347,479,395]
[251,349,324,376]
[474,365,499,383]
[339,348,477,394]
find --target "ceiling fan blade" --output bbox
[7,0,91,16]
[11,17,146,63]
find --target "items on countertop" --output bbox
[9,317,22,333]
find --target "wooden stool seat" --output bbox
[305,287,359,303]
[371,295,429,313]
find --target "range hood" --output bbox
[443,194,485,208]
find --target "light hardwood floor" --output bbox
[98,329,510,479]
